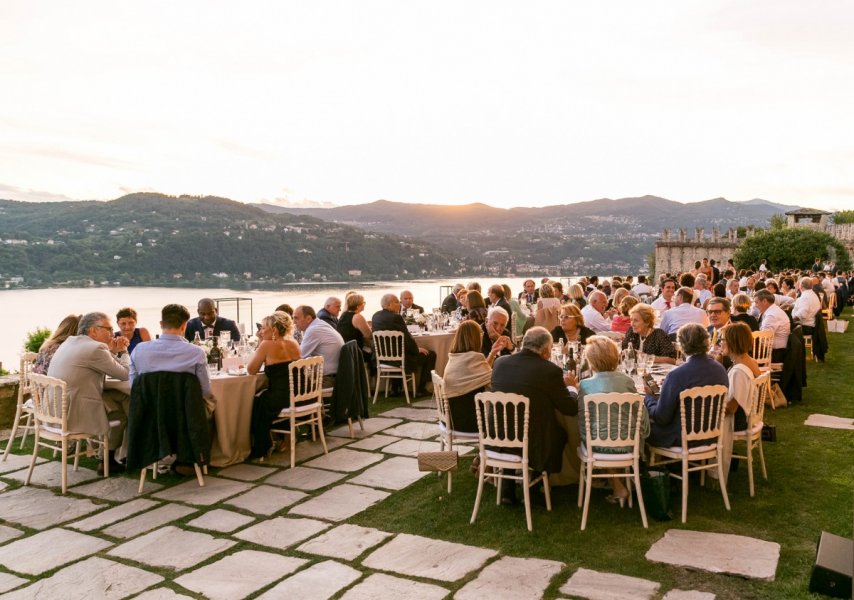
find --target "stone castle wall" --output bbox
[654,227,741,279]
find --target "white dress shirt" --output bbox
[760,303,791,350]
[581,304,612,333]
[631,283,653,297]
[659,302,709,335]
[792,289,821,328]
[650,295,674,311]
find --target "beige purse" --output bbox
[417,451,459,473]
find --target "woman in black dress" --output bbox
[621,303,677,364]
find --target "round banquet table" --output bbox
[209,372,262,467]
[412,330,455,375]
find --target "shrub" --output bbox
[733,228,851,272]
[24,327,51,353]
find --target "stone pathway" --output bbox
[0,406,774,598]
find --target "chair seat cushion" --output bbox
[733,421,764,437]
[654,443,717,455]
[378,364,403,371]
[438,422,479,439]
[485,449,522,463]
[578,445,634,461]
[277,402,322,417]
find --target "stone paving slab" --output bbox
[0,527,112,576]
[304,448,385,472]
[152,475,253,506]
[4,462,101,488]
[349,456,430,490]
[411,398,436,409]
[339,573,448,600]
[226,484,308,515]
[0,487,101,530]
[174,549,307,600]
[290,483,390,522]
[362,533,497,582]
[804,413,854,430]
[662,591,716,599]
[0,480,6,492]
[379,407,437,421]
[216,463,278,481]
[133,588,195,600]
[297,524,393,561]
[383,421,441,440]
[328,417,403,438]
[348,434,402,451]
[0,556,162,600]
[455,556,565,600]
[256,559,362,600]
[186,508,254,533]
[69,476,162,501]
[0,453,45,474]
[0,524,24,545]
[646,529,780,581]
[0,573,28,595]
[560,567,660,600]
[235,516,330,550]
[70,498,160,532]
[103,503,197,539]
[382,437,474,457]
[260,435,352,466]
[108,525,236,570]
[264,465,348,491]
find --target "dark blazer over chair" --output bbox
[127,371,211,470]
[331,341,370,424]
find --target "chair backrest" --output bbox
[289,356,324,406]
[581,392,645,453]
[28,373,69,431]
[372,331,407,366]
[431,370,452,430]
[752,330,774,369]
[749,371,770,430]
[19,352,38,402]
[473,391,530,454]
[677,384,728,448]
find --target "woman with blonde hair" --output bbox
[611,295,639,334]
[248,311,302,459]
[568,283,587,309]
[337,293,373,351]
[730,293,759,331]
[33,314,82,375]
[577,335,649,504]
[622,303,676,363]
[442,321,492,432]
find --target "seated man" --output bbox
[650,279,677,311]
[442,283,464,313]
[129,304,213,475]
[399,290,424,314]
[317,297,342,328]
[491,327,578,504]
[487,284,512,316]
[631,275,654,298]
[293,305,345,388]
[706,296,732,368]
[480,306,514,365]
[792,276,822,335]
[644,323,728,448]
[48,311,130,475]
[754,289,791,363]
[694,275,712,307]
[371,293,436,397]
[184,298,241,342]
[581,291,614,333]
[518,279,539,304]
[660,287,709,337]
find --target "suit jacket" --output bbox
[400,303,424,315]
[47,335,129,437]
[371,309,420,361]
[441,293,460,313]
[491,349,577,473]
[317,308,340,329]
[644,353,728,448]
[518,290,540,304]
[184,316,241,342]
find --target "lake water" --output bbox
[0,277,587,371]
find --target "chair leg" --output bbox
[73,440,82,472]
[577,462,585,508]
[522,469,533,531]
[402,374,411,405]
[25,430,40,485]
[746,439,755,497]
[61,440,69,495]
[317,414,329,456]
[495,468,503,506]
[470,453,486,525]
[290,417,297,469]
[347,418,354,439]
[634,464,649,528]
[358,417,365,431]
[203,464,208,475]
[758,439,768,480]
[372,372,381,404]
[1,405,23,461]
[138,466,148,494]
[193,463,205,487]
[717,451,731,511]
[581,462,594,530]
[542,471,551,512]
[681,459,689,524]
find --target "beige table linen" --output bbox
[209,373,258,467]
[413,331,455,375]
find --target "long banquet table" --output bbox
[412,330,455,375]
[209,372,261,467]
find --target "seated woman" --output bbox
[622,303,677,364]
[610,295,639,334]
[337,293,373,363]
[115,307,151,355]
[716,322,762,481]
[551,303,595,346]
[247,311,302,459]
[537,283,561,312]
[442,321,492,433]
[577,335,650,504]
[608,287,629,313]
[730,293,760,331]
[33,314,81,375]
[568,283,587,309]
[503,283,530,341]
[550,280,570,303]
[465,290,488,325]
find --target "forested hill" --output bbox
[0,194,464,288]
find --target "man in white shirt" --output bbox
[581,290,614,333]
[694,275,712,307]
[631,275,654,298]
[659,287,709,336]
[293,305,345,387]
[725,277,740,299]
[792,276,822,334]
[650,279,677,311]
[754,290,791,363]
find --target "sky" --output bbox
[2,1,853,211]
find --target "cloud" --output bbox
[15,145,130,169]
[0,183,82,203]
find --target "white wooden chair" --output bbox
[752,330,774,373]
[647,384,731,523]
[270,356,328,469]
[431,371,478,493]
[26,373,113,494]
[2,352,37,461]
[470,391,552,532]
[732,371,770,497]
[577,392,648,530]
[372,331,416,404]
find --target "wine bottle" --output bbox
[208,336,223,371]
[566,347,577,375]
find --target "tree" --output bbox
[768,213,786,230]
[733,228,851,272]
[832,210,854,225]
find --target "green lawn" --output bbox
[354,309,854,600]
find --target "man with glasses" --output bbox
[48,312,131,475]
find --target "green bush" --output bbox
[733,228,852,272]
[24,327,51,353]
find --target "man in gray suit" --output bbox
[48,311,131,475]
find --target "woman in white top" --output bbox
[715,322,762,483]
